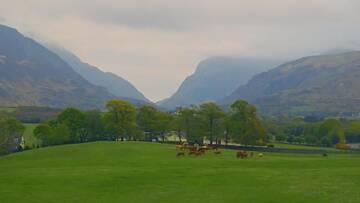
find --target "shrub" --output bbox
[335,143,350,150]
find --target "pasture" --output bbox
[0,142,360,203]
[0,107,16,113]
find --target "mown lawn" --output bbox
[0,142,359,203]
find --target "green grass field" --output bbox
[271,142,341,152]
[0,107,16,113]
[22,123,40,148]
[0,142,360,203]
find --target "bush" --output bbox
[335,143,350,150]
[267,144,275,148]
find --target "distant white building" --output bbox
[348,143,360,149]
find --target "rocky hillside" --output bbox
[223,51,360,116]
[0,24,114,109]
[49,46,150,103]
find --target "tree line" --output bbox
[264,116,360,147]
[32,99,267,147]
[2,99,359,155]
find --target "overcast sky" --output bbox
[1,0,360,101]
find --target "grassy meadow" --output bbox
[0,141,360,203]
[0,107,16,113]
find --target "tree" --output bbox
[176,107,203,144]
[198,102,225,144]
[136,105,160,140]
[34,123,71,146]
[229,100,266,145]
[156,111,172,142]
[0,116,25,154]
[222,114,233,145]
[84,110,105,141]
[170,110,183,142]
[56,108,86,143]
[34,123,53,147]
[52,123,71,145]
[104,100,137,141]
[318,119,345,146]
[345,120,360,143]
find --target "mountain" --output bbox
[49,46,150,103]
[223,51,360,116]
[157,57,279,109]
[0,24,115,109]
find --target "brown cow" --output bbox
[189,150,202,156]
[236,150,248,159]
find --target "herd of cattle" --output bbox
[175,143,264,159]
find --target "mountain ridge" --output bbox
[157,57,280,109]
[222,51,360,115]
[0,24,114,109]
[48,45,151,103]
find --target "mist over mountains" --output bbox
[0,24,149,109]
[1,23,360,117]
[48,46,150,103]
[157,57,280,110]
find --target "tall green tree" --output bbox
[0,116,25,154]
[136,105,160,140]
[230,100,266,145]
[157,111,172,142]
[176,107,203,144]
[33,123,53,147]
[84,110,105,141]
[57,108,86,143]
[345,120,360,143]
[34,123,71,146]
[198,102,225,144]
[52,123,71,145]
[170,110,183,142]
[318,119,345,146]
[222,114,234,145]
[104,100,137,141]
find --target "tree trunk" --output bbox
[177,129,182,143]
[225,133,228,145]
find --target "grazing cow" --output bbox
[176,152,185,157]
[236,150,248,159]
[189,150,202,156]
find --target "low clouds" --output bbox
[0,0,360,101]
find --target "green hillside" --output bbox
[223,51,360,116]
[0,24,114,109]
[1,142,360,203]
